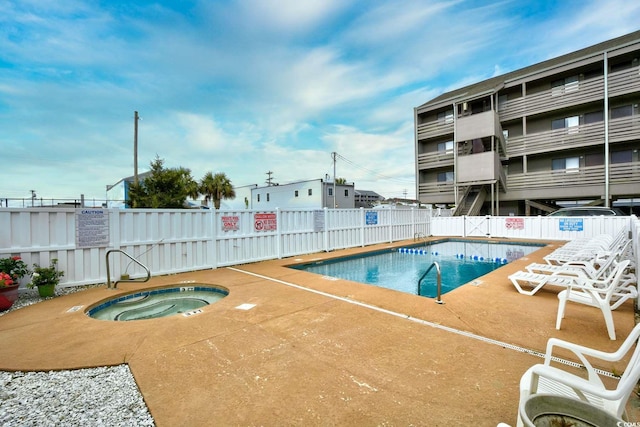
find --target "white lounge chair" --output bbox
[543,230,628,265]
[509,270,583,296]
[517,321,640,426]
[556,260,636,340]
[525,255,616,280]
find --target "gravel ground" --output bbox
[0,286,155,426]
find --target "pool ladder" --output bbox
[106,249,151,289]
[417,261,444,304]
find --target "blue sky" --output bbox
[1,0,639,205]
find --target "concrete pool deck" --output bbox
[0,238,638,425]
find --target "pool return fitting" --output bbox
[417,261,443,304]
[106,249,151,289]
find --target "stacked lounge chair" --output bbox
[509,229,635,296]
[508,227,637,339]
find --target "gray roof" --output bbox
[417,30,640,111]
[355,189,383,198]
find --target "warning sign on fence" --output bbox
[221,215,239,231]
[505,217,524,230]
[254,213,277,231]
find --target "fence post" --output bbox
[360,207,365,247]
[209,208,217,269]
[276,208,282,259]
[389,210,393,243]
[323,207,329,252]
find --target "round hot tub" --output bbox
[87,285,229,321]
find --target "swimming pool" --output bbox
[292,239,543,298]
[87,285,229,321]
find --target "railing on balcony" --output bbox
[507,162,640,191]
[499,77,604,121]
[499,66,640,122]
[608,66,640,98]
[507,115,640,158]
[418,182,454,200]
[416,120,453,141]
[418,162,639,200]
[417,151,454,169]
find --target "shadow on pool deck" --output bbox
[0,238,637,426]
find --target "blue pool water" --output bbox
[88,285,229,321]
[292,239,543,298]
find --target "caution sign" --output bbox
[254,213,277,231]
[76,209,110,248]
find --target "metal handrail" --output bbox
[106,249,151,289]
[417,261,444,304]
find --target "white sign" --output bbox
[75,209,110,248]
[313,210,325,232]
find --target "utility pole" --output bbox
[332,152,337,208]
[266,171,274,186]
[134,111,139,185]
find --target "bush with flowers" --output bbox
[0,272,15,288]
[0,256,30,282]
[28,259,64,288]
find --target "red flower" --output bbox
[0,272,14,288]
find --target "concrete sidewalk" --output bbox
[0,238,637,426]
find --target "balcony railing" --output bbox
[507,115,640,158]
[507,162,640,191]
[417,151,454,169]
[416,120,453,141]
[416,66,640,145]
[499,77,604,121]
[418,162,640,200]
[418,182,454,201]
[609,66,640,98]
[498,66,640,122]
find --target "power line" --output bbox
[334,153,415,184]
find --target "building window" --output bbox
[344,189,348,197]
[257,194,260,202]
[437,172,454,182]
[328,188,333,196]
[437,141,453,152]
[584,111,603,124]
[308,189,312,196]
[551,75,579,96]
[611,105,633,119]
[437,110,453,124]
[266,193,270,202]
[551,116,579,132]
[585,153,603,166]
[294,190,299,197]
[552,157,580,173]
[611,150,632,164]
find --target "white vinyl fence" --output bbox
[0,207,636,289]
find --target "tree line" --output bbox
[127,156,236,209]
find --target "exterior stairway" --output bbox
[453,185,487,216]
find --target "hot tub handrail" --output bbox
[106,249,151,289]
[417,261,444,304]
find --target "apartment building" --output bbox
[414,31,640,216]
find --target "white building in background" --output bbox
[250,179,355,209]
[217,184,257,210]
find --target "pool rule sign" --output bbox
[75,209,110,248]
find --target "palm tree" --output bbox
[200,172,236,209]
